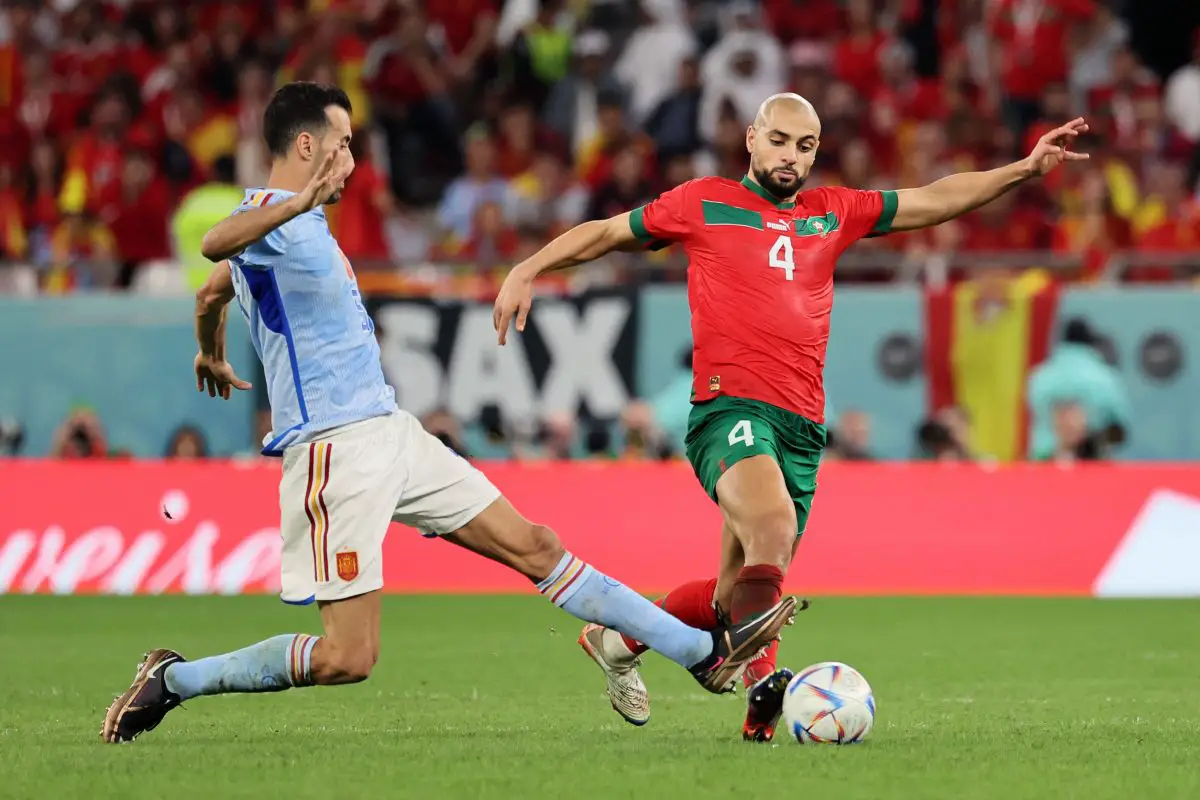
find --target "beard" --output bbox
[325,188,343,205]
[752,163,805,200]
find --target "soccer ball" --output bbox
[781,661,875,744]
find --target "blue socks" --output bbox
[536,552,714,668]
[164,634,318,701]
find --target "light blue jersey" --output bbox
[228,188,396,456]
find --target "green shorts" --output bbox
[685,395,827,535]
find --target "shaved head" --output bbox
[746,93,822,201]
[753,93,818,130]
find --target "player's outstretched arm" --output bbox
[194,261,251,399]
[889,118,1089,232]
[493,212,640,344]
[200,151,349,262]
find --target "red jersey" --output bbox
[631,176,895,423]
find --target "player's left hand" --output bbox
[493,267,535,346]
[195,353,252,400]
[1024,117,1090,177]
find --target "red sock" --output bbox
[730,565,784,687]
[730,564,784,623]
[622,578,719,655]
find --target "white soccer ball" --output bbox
[781,661,876,744]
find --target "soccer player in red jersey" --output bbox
[494,94,1089,740]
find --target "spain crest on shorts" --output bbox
[336,551,359,581]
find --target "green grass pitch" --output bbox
[1,595,1198,799]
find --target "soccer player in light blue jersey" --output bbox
[101,82,796,742]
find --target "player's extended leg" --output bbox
[103,424,404,743]
[442,496,795,698]
[715,455,806,742]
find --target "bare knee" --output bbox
[312,640,378,685]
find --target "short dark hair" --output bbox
[262,82,352,158]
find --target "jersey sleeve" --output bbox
[233,212,325,272]
[628,181,693,250]
[823,187,899,242]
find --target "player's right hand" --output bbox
[195,353,252,400]
[296,150,351,211]
[493,267,535,346]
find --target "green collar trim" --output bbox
[740,175,795,210]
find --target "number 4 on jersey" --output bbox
[728,419,755,447]
[768,235,794,281]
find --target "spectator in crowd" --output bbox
[829,409,873,461]
[699,1,785,138]
[21,140,63,268]
[1069,5,1131,112]
[643,57,704,161]
[504,150,588,238]
[327,137,397,268]
[619,400,671,460]
[51,408,108,459]
[542,29,627,162]
[832,0,888,102]
[1164,30,1200,144]
[233,62,273,189]
[645,347,694,456]
[0,164,27,263]
[1046,401,1099,463]
[47,212,116,291]
[1027,318,1131,461]
[449,201,520,269]
[506,0,573,110]
[586,145,654,221]
[365,0,461,204]
[101,147,172,288]
[614,0,697,127]
[1052,170,1132,281]
[494,102,560,178]
[437,128,508,241]
[165,425,209,459]
[532,411,576,460]
[171,155,244,291]
[58,89,131,219]
[989,0,1095,140]
[0,417,24,456]
[422,408,471,458]
[914,406,974,461]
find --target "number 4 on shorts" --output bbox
[728,419,755,447]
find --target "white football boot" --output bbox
[578,624,651,726]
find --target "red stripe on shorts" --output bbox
[317,443,332,582]
[305,444,318,581]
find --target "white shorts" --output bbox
[277,409,501,604]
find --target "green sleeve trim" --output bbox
[629,205,652,242]
[871,190,898,236]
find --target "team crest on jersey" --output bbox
[709,375,721,391]
[336,551,359,581]
[794,212,840,238]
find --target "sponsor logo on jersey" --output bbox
[794,212,840,238]
[766,220,790,232]
[336,550,359,581]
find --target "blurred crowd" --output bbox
[0,0,1198,294]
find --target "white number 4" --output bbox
[768,235,794,281]
[728,419,755,447]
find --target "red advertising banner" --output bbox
[3,461,1200,597]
